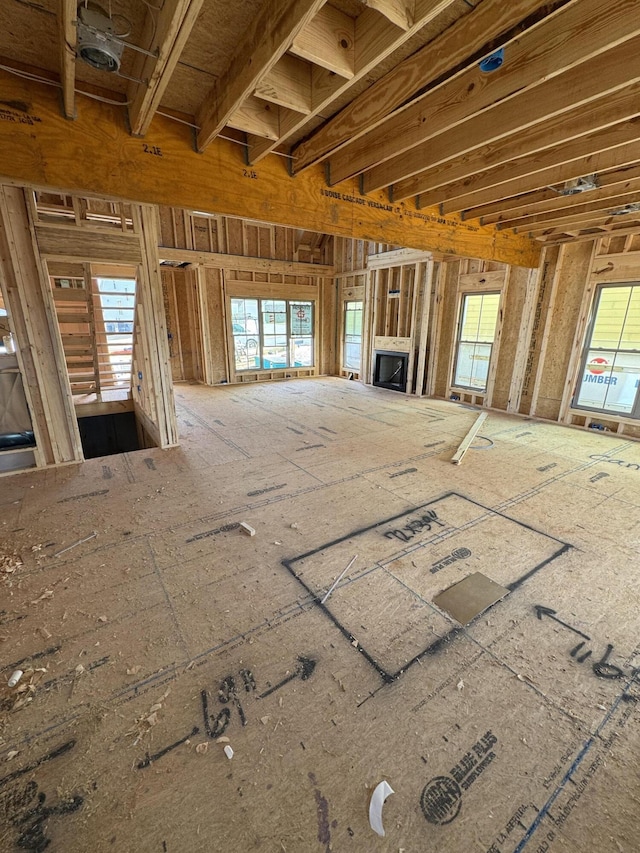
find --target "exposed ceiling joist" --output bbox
[391,84,640,202]
[196,0,327,152]
[540,220,640,244]
[128,0,205,137]
[59,0,77,120]
[291,0,557,173]
[328,0,640,188]
[481,166,640,225]
[415,125,640,215]
[245,0,462,164]
[503,183,640,231]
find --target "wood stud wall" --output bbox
[4,183,640,480]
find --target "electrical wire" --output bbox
[0,63,130,105]
[12,0,55,15]
[0,65,293,158]
[470,435,495,450]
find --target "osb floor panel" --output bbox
[2,377,640,853]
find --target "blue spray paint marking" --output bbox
[513,675,637,851]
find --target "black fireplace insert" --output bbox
[373,350,408,392]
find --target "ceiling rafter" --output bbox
[59,0,77,120]
[480,166,640,226]
[436,137,640,215]
[195,0,327,153]
[327,0,640,188]
[245,0,462,164]
[128,0,205,137]
[391,84,640,203]
[291,0,558,174]
[501,183,640,231]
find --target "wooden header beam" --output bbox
[0,72,540,268]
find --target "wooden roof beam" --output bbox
[391,83,640,202]
[328,0,640,188]
[196,0,327,152]
[540,222,640,245]
[291,0,560,174]
[479,165,640,225]
[127,0,204,137]
[59,0,77,120]
[524,207,640,236]
[245,0,461,164]
[501,183,640,231]
[437,137,640,215]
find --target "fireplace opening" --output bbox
[373,350,408,392]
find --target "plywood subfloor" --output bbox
[1,378,640,852]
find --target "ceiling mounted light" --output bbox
[609,202,640,216]
[559,175,598,196]
[77,3,124,73]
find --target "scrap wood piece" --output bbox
[240,522,256,537]
[451,412,488,465]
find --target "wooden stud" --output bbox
[0,186,82,465]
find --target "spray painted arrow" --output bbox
[534,605,591,641]
[257,656,317,699]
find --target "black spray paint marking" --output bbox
[258,656,316,699]
[246,484,286,497]
[420,731,498,826]
[517,432,533,438]
[318,426,337,435]
[534,605,591,641]
[102,465,112,480]
[144,458,157,471]
[537,463,558,472]
[140,660,314,769]
[296,444,325,451]
[589,453,640,471]
[57,489,109,503]
[424,441,446,449]
[0,741,76,790]
[535,605,628,681]
[430,547,472,575]
[0,780,38,820]
[137,726,200,769]
[284,494,571,685]
[12,789,84,852]
[186,522,240,543]
[383,509,445,542]
[287,427,304,435]
[8,645,62,671]
[589,471,609,483]
[214,420,224,426]
[389,467,417,479]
